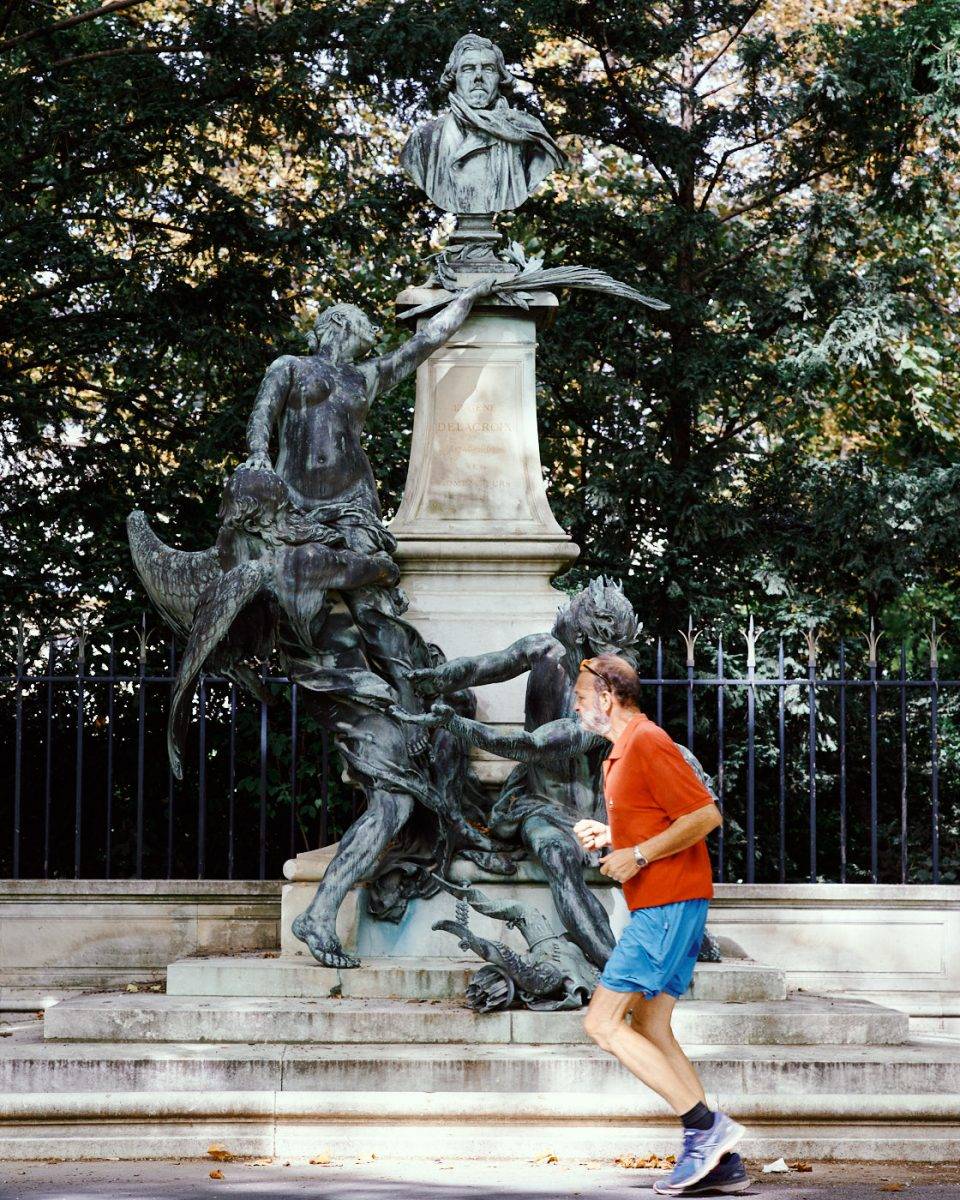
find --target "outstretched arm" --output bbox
[245,356,296,468]
[369,278,495,397]
[395,706,603,765]
[409,633,564,699]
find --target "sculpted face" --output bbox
[453,47,500,109]
[314,307,380,362]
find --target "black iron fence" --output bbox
[1,619,957,884]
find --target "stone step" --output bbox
[44,991,907,1046]
[3,1032,959,1096]
[166,954,787,1004]
[1,1088,959,1162]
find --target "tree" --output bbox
[1,0,957,653]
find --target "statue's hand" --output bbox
[371,551,401,588]
[389,704,445,729]
[406,666,442,699]
[466,274,500,300]
[243,450,273,473]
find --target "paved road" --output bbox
[2,1158,958,1200]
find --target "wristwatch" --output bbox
[632,846,649,868]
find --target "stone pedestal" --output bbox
[280,847,629,961]
[389,290,578,779]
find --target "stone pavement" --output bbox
[2,1158,958,1200]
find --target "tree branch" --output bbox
[47,41,203,68]
[716,152,862,224]
[698,114,807,211]
[0,0,150,53]
[691,1,765,88]
[595,46,681,203]
[0,0,23,36]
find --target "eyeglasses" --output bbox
[579,658,612,689]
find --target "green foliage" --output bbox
[1,0,958,657]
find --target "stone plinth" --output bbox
[280,850,629,961]
[389,290,578,774]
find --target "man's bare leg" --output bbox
[292,788,413,968]
[583,985,703,1113]
[628,993,707,1104]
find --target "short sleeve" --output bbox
[644,733,715,819]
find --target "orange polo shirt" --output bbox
[603,713,715,911]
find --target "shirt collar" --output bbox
[606,712,647,762]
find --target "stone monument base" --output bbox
[279,846,630,962]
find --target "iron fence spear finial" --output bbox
[742,614,764,669]
[805,626,821,667]
[864,617,883,669]
[677,614,702,667]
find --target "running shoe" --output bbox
[652,1151,751,1195]
[662,1113,747,1190]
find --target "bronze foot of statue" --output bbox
[292,912,361,968]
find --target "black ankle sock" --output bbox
[720,1153,733,1163]
[680,1102,714,1131]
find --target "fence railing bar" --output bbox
[165,637,176,881]
[105,633,116,878]
[12,625,23,879]
[900,642,908,885]
[716,637,724,883]
[136,634,147,880]
[867,625,880,884]
[9,670,958,689]
[744,618,757,884]
[931,642,940,885]
[839,640,847,885]
[778,638,786,884]
[197,676,207,880]
[807,632,818,884]
[655,638,664,727]
[228,681,237,881]
[73,634,86,879]
[259,673,268,882]
[43,639,55,878]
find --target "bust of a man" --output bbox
[401,33,565,215]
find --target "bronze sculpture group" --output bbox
[128,34,711,1010]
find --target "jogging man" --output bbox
[573,654,748,1195]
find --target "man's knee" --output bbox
[583,1007,623,1050]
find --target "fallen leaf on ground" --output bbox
[789,1161,813,1173]
[532,1152,558,1164]
[762,1157,790,1174]
[207,1145,234,1163]
[246,1158,273,1166]
[880,1186,906,1193]
[209,1170,223,1180]
[261,952,279,959]
[309,1154,332,1165]
[615,1154,676,1170]
[125,984,139,993]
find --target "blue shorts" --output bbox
[598,898,709,998]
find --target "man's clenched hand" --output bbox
[599,847,641,883]
[573,818,611,852]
